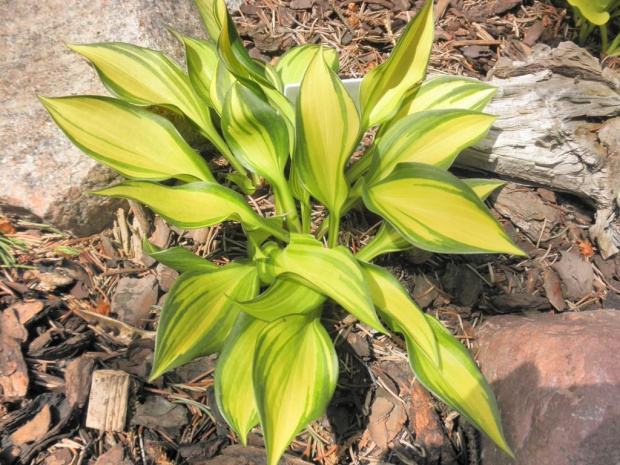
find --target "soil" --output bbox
[1,1,620,464]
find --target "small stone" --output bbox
[156,263,179,292]
[553,251,594,300]
[131,396,188,437]
[478,310,620,465]
[9,404,51,446]
[112,275,158,328]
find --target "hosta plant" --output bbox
[568,0,620,56]
[41,0,524,462]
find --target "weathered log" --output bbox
[457,42,620,258]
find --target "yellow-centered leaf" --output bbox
[39,96,214,182]
[359,0,434,128]
[294,48,360,217]
[362,163,526,255]
[275,44,339,86]
[406,314,514,458]
[93,181,288,241]
[253,313,337,465]
[214,313,266,443]
[366,109,496,184]
[360,262,438,365]
[194,0,228,41]
[150,261,259,378]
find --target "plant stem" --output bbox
[301,201,312,234]
[327,211,340,248]
[274,182,301,233]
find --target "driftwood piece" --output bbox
[85,370,130,432]
[457,42,620,258]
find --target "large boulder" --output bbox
[1,0,206,236]
[477,310,620,465]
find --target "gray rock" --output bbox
[1,0,207,236]
[477,310,620,465]
[111,275,158,328]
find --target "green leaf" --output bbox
[232,277,326,321]
[390,75,497,125]
[150,260,259,379]
[359,0,434,128]
[406,314,514,458]
[68,42,241,170]
[253,313,338,465]
[360,262,438,365]
[142,237,218,273]
[294,48,360,217]
[362,163,526,255]
[275,44,339,86]
[93,181,288,241]
[171,31,219,106]
[222,83,289,185]
[463,178,506,201]
[217,10,273,88]
[366,109,496,185]
[214,313,266,444]
[194,0,228,41]
[209,60,237,116]
[357,178,507,261]
[39,96,215,182]
[568,0,612,25]
[263,234,385,332]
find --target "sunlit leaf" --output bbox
[359,0,434,127]
[263,234,385,332]
[406,314,514,458]
[39,96,214,182]
[275,44,339,86]
[222,83,289,185]
[232,277,326,321]
[214,313,266,443]
[362,163,526,255]
[142,237,218,272]
[150,260,259,378]
[194,0,228,41]
[463,178,505,201]
[568,0,612,25]
[93,181,288,241]
[253,313,337,465]
[366,109,496,184]
[360,262,438,365]
[294,48,360,217]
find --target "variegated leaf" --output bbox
[210,59,237,115]
[463,178,506,201]
[68,42,242,171]
[360,262,438,365]
[222,82,289,185]
[294,48,360,218]
[362,163,525,255]
[194,0,228,41]
[275,44,339,86]
[391,75,497,124]
[171,31,219,106]
[93,181,288,241]
[253,313,337,465]
[142,237,218,272]
[150,260,259,378]
[359,0,433,128]
[366,109,496,185]
[263,234,385,332]
[357,178,506,261]
[39,96,215,182]
[232,277,326,321]
[406,314,514,458]
[214,313,266,443]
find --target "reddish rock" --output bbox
[477,310,620,465]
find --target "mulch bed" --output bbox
[1,0,619,464]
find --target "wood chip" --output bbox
[65,356,96,408]
[9,405,51,446]
[86,370,130,432]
